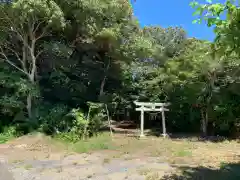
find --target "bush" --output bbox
[54,131,81,143]
[54,103,107,142]
[87,102,106,136]
[66,108,89,140]
[37,104,70,134]
[0,126,18,144]
[54,108,94,142]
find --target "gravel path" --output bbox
[1,152,173,180]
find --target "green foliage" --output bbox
[0,0,240,140]
[54,132,80,143]
[55,133,112,153]
[0,126,18,144]
[188,0,240,136]
[10,0,65,28]
[143,26,187,60]
[191,0,240,55]
[53,102,107,142]
[71,133,112,153]
[87,102,106,135]
[37,104,69,134]
[66,108,88,140]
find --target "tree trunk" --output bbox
[99,58,110,97]
[126,109,130,121]
[100,75,107,97]
[27,36,37,119]
[27,69,35,119]
[200,108,207,136]
[205,107,209,134]
[27,94,32,119]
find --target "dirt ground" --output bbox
[0,132,240,180]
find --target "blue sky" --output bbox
[132,0,224,41]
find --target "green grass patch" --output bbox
[54,132,113,153]
[174,149,192,157]
[24,164,33,170]
[72,133,113,153]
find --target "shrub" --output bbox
[0,126,18,144]
[67,108,89,140]
[37,104,70,134]
[55,102,107,142]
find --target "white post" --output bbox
[140,108,145,138]
[161,107,167,138]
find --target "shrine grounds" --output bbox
[0,131,240,180]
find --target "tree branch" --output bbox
[36,50,44,59]
[0,49,28,76]
[33,20,45,35]
[35,24,50,41]
[1,37,29,75]
[22,35,28,74]
[28,15,35,37]
[3,45,21,62]
[0,9,25,43]
[28,26,37,81]
[0,25,27,50]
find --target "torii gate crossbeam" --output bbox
[134,101,170,138]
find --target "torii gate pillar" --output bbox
[134,101,170,138]
[140,108,144,138]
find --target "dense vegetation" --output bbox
[0,0,240,141]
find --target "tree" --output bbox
[0,0,65,118]
[0,0,239,138]
[55,0,154,101]
[190,0,240,136]
[143,26,186,61]
[190,0,240,55]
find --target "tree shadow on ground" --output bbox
[100,120,139,136]
[161,162,240,180]
[101,120,239,142]
[148,128,237,143]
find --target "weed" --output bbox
[138,168,152,176]
[124,156,133,160]
[0,126,18,144]
[71,133,113,153]
[87,174,93,178]
[24,164,33,170]
[145,172,161,180]
[174,149,192,157]
[72,162,78,166]
[56,166,63,173]
[112,154,122,159]
[11,160,24,164]
[103,158,110,164]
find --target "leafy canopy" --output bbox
[190,0,240,55]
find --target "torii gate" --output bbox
[134,101,170,138]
